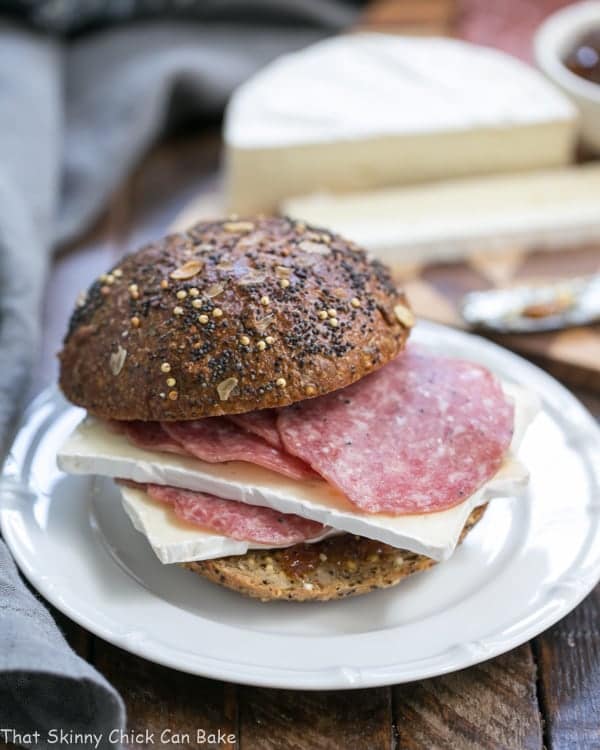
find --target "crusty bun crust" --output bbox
[182,506,485,602]
[59,217,411,420]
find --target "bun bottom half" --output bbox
[181,505,486,602]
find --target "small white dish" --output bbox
[534,1,600,153]
[2,322,600,689]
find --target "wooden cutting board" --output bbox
[173,191,600,392]
[395,243,600,391]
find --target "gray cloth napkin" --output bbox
[0,4,357,744]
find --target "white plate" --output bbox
[2,322,600,689]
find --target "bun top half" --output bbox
[59,217,412,420]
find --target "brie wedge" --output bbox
[224,34,576,214]
[58,384,538,563]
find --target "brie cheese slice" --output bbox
[120,485,336,564]
[282,165,600,265]
[58,383,538,562]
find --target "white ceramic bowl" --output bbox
[534,1,600,153]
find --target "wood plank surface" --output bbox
[94,641,238,750]
[393,646,543,750]
[238,687,393,750]
[535,588,600,750]
[358,0,456,35]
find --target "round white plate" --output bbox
[2,322,600,689]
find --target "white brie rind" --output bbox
[120,485,337,564]
[58,382,538,563]
[226,35,574,147]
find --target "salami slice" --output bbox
[228,410,282,448]
[118,421,189,457]
[146,483,327,544]
[277,346,514,514]
[162,417,316,480]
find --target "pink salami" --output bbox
[118,421,189,457]
[277,347,514,514]
[145,483,327,544]
[162,417,316,480]
[228,410,282,448]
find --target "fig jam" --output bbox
[564,29,600,84]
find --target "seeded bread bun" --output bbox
[59,217,412,421]
[182,506,485,602]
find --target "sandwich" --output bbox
[57,217,536,601]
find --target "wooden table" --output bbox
[19,130,598,750]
